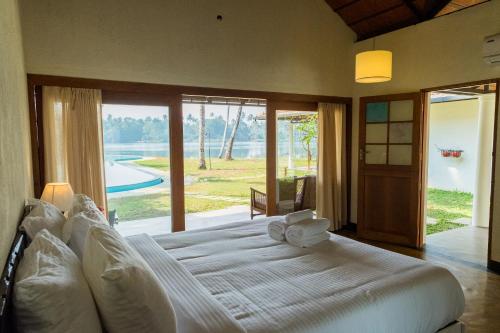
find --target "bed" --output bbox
[127,217,466,333]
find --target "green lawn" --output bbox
[108,157,316,222]
[107,193,232,221]
[426,188,472,235]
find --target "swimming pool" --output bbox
[104,154,165,193]
[106,177,164,193]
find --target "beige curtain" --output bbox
[43,87,106,209]
[316,103,347,231]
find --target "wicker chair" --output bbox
[250,175,316,219]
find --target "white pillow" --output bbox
[68,194,101,218]
[20,199,66,240]
[83,224,177,333]
[63,211,107,260]
[14,230,102,333]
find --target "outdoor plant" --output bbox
[296,114,318,170]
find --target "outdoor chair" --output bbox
[250,175,316,219]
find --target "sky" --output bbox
[102,103,266,122]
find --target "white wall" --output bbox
[351,1,500,223]
[0,0,33,268]
[19,0,355,97]
[427,99,479,193]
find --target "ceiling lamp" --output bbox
[355,50,392,83]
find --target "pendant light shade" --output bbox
[355,50,392,83]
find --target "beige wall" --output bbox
[427,99,479,193]
[351,1,500,222]
[0,0,33,268]
[19,0,355,97]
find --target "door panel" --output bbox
[358,93,423,248]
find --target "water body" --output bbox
[104,141,317,160]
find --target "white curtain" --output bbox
[42,86,106,209]
[316,103,347,231]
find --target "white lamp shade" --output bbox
[355,50,392,83]
[41,183,74,212]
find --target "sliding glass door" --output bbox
[101,104,172,236]
[275,109,318,215]
[182,98,267,229]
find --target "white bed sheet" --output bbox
[134,218,465,333]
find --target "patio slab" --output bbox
[114,205,265,237]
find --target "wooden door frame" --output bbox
[420,78,500,271]
[27,74,352,231]
[357,92,423,248]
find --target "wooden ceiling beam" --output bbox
[402,0,425,21]
[425,0,453,19]
[331,0,361,11]
[347,3,405,27]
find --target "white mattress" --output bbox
[129,218,465,333]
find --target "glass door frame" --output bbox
[266,101,319,216]
[101,92,185,232]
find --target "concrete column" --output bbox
[288,122,295,170]
[472,93,496,228]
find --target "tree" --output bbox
[218,105,230,158]
[198,104,207,169]
[224,105,243,160]
[296,114,318,170]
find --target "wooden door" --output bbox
[357,93,423,248]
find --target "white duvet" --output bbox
[128,218,465,333]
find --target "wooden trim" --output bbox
[27,74,352,105]
[488,80,500,263]
[418,91,430,247]
[346,103,352,224]
[266,102,277,216]
[27,74,353,231]
[488,259,500,274]
[168,96,185,232]
[422,78,498,93]
[27,83,44,197]
[271,100,318,112]
[102,91,174,106]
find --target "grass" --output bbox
[107,192,232,221]
[108,157,316,222]
[426,188,472,235]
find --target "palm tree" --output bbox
[224,105,243,160]
[218,105,230,158]
[198,104,207,169]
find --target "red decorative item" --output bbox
[438,147,463,158]
[441,150,451,157]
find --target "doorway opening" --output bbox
[424,83,497,267]
[101,103,172,237]
[181,96,267,230]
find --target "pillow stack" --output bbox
[20,199,66,240]
[15,194,178,333]
[14,230,102,333]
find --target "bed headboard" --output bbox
[0,208,30,333]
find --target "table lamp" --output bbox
[41,182,74,213]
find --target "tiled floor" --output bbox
[336,228,500,333]
[426,226,489,268]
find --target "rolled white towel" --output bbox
[268,220,287,241]
[285,209,313,225]
[287,231,330,248]
[285,218,330,240]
